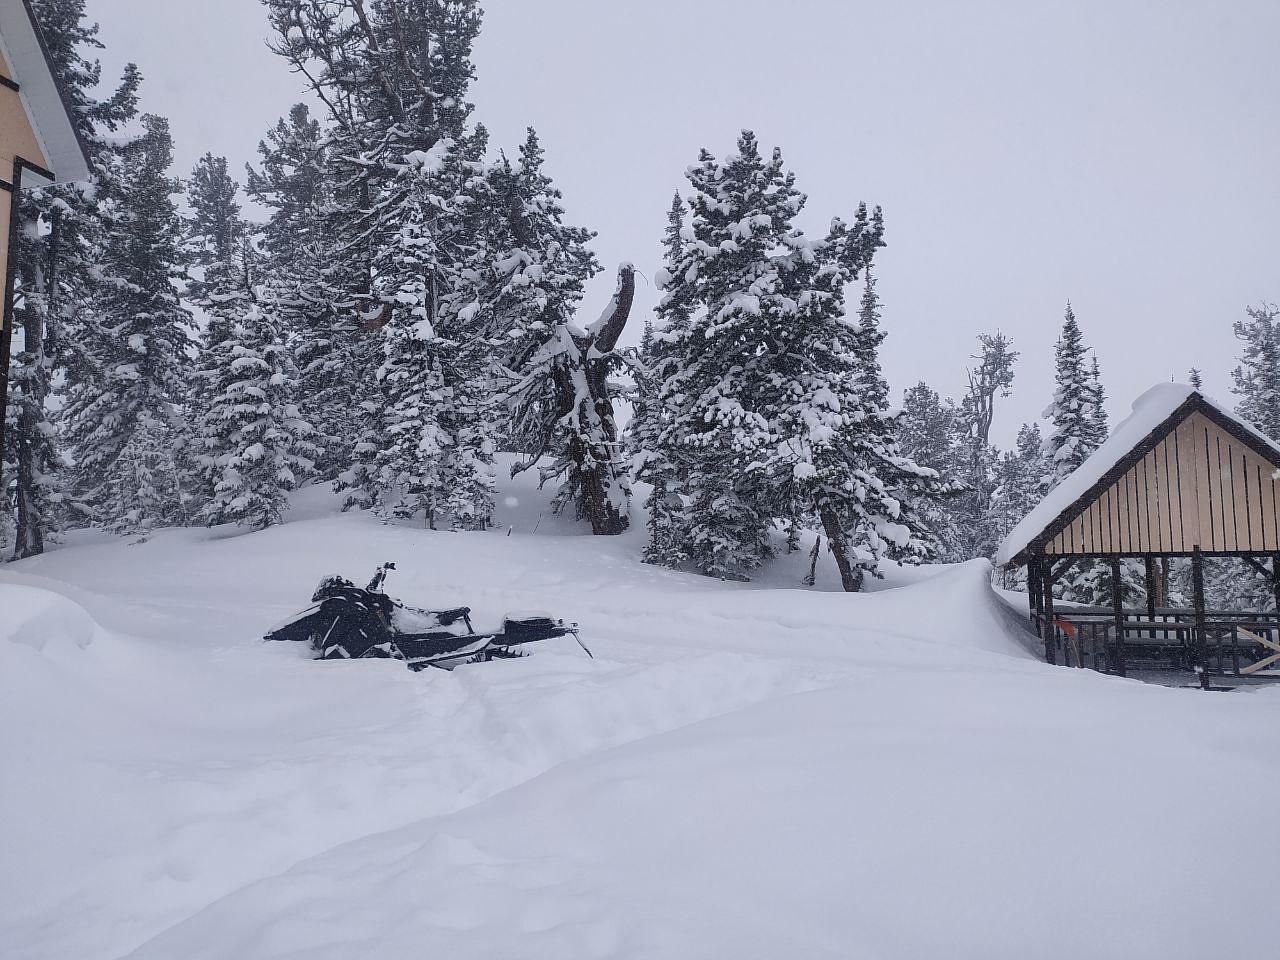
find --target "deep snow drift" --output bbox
[3,472,1279,960]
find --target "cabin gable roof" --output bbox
[998,386,1280,565]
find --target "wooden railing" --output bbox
[1030,608,1280,679]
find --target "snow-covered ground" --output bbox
[4,471,1279,960]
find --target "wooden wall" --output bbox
[1045,411,1280,555]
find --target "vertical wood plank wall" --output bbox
[1045,412,1280,555]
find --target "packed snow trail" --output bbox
[2,477,1278,960]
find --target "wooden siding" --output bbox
[0,44,51,335]
[1045,411,1280,555]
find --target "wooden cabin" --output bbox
[997,383,1280,687]
[0,0,89,453]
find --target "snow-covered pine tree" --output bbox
[180,153,254,521]
[950,333,1018,561]
[357,132,493,526]
[185,153,249,412]
[897,382,964,558]
[1085,354,1110,451]
[195,280,318,530]
[1231,303,1280,438]
[247,103,367,480]
[62,115,195,534]
[186,155,318,529]
[1041,304,1120,603]
[3,0,141,557]
[629,192,691,565]
[650,136,802,578]
[988,423,1050,586]
[1043,303,1103,487]
[651,131,933,587]
[1204,303,1280,610]
[265,0,504,526]
[789,271,950,590]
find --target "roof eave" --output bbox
[0,0,91,184]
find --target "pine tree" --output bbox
[246,103,363,479]
[1205,303,1280,610]
[186,155,317,529]
[195,286,318,530]
[795,273,948,589]
[630,193,690,565]
[651,135,805,578]
[3,0,141,556]
[1231,303,1280,438]
[1040,306,1116,603]
[648,132,933,587]
[62,115,195,533]
[1086,354,1109,449]
[897,382,964,557]
[951,333,1018,561]
[1043,303,1104,486]
[989,423,1050,586]
[265,1,511,528]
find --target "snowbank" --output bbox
[0,582,103,653]
[3,473,1278,960]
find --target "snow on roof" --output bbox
[996,383,1280,565]
[0,0,91,183]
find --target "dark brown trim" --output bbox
[1242,556,1270,579]
[1173,432,1186,549]
[13,155,56,185]
[0,75,18,93]
[0,178,12,193]
[1043,549,1280,559]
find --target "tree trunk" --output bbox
[13,212,55,560]
[562,264,635,536]
[803,534,822,587]
[818,506,862,593]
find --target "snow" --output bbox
[997,383,1280,565]
[3,464,1280,960]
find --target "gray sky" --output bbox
[89,0,1279,446]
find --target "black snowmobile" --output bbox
[264,563,589,671]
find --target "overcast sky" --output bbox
[87,0,1278,446]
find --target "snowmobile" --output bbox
[264,563,589,671]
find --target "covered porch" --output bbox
[1027,553,1280,686]
[999,384,1280,689]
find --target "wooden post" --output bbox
[1111,557,1127,676]
[1043,557,1057,665]
[1271,554,1280,620]
[1191,547,1209,690]
[1027,555,1042,630]
[1144,555,1158,639]
[1269,554,1280,653]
